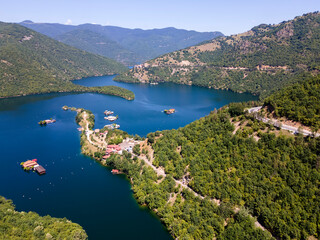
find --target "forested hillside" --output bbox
[56,29,143,66]
[101,102,320,239]
[0,22,128,98]
[20,21,223,65]
[0,196,87,239]
[264,75,320,129]
[115,12,320,98]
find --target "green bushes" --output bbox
[264,75,320,129]
[150,108,320,239]
[0,196,87,239]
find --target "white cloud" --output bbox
[65,19,72,25]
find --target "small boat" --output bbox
[104,110,114,115]
[104,124,120,130]
[104,116,118,121]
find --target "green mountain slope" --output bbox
[0,196,87,239]
[264,75,320,129]
[20,21,224,65]
[115,12,320,98]
[56,29,143,66]
[0,22,129,98]
[101,98,320,239]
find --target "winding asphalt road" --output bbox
[248,106,320,137]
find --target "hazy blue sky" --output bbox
[1,0,319,35]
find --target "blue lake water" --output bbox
[0,75,258,239]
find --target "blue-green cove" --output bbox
[0,75,258,239]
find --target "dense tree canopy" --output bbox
[150,109,320,239]
[0,21,127,98]
[264,75,320,129]
[0,196,87,239]
[116,12,320,99]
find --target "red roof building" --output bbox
[107,145,121,151]
[111,169,119,174]
[23,160,38,168]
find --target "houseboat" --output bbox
[104,116,118,121]
[104,110,114,115]
[21,159,46,175]
[105,124,120,130]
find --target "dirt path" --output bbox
[137,151,269,233]
[81,111,269,235]
[248,106,320,137]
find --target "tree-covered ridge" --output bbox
[147,107,320,239]
[101,135,272,240]
[56,29,143,66]
[75,106,271,240]
[0,22,127,98]
[20,21,224,66]
[264,75,320,129]
[116,12,320,98]
[89,86,135,100]
[0,196,87,239]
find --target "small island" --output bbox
[164,109,175,114]
[38,119,56,125]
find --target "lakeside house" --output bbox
[111,169,120,174]
[103,144,122,159]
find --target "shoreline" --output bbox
[0,87,135,101]
[71,107,272,239]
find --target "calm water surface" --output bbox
[0,75,258,239]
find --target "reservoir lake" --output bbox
[0,75,258,239]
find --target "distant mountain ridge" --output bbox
[19,21,223,65]
[115,11,320,98]
[0,21,128,98]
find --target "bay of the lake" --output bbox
[0,75,258,239]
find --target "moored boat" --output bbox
[104,110,114,115]
[104,116,118,121]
